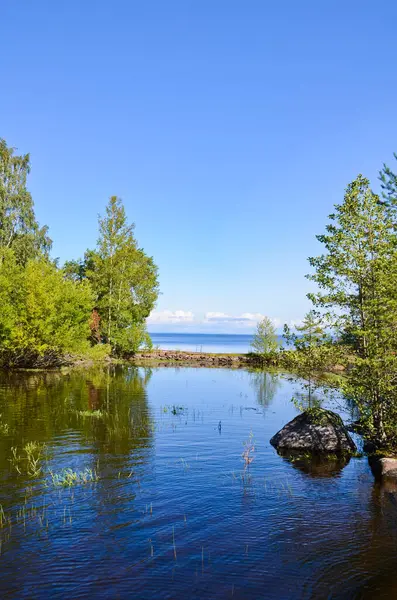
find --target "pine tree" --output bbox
[308,175,397,447]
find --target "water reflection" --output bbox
[276,449,351,478]
[0,366,154,489]
[249,370,280,407]
[1,367,397,599]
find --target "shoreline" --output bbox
[131,349,263,368]
[1,349,347,374]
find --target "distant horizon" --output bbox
[149,331,256,336]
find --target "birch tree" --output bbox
[83,196,159,353]
[0,138,51,264]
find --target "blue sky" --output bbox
[2,1,397,333]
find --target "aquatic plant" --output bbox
[8,442,47,477]
[74,409,105,419]
[242,431,255,470]
[48,468,99,487]
[0,505,11,529]
[0,415,9,434]
[24,441,47,477]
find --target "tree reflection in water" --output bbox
[249,370,281,407]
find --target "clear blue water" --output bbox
[149,332,264,353]
[0,366,396,599]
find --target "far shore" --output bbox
[130,349,346,376]
[131,349,262,368]
[1,349,347,376]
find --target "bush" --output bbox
[0,251,94,366]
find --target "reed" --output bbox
[0,417,9,434]
[74,409,104,419]
[242,431,255,470]
[24,442,46,477]
[49,468,99,487]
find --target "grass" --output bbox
[242,431,255,470]
[74,409,105,419]
[0,504,11,529]
[0,416,9,434]
[9,441,47,477]
[48,468,99,487]
[24,441,47,477]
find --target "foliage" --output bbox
[0,138,51,264]
[379,152,397,210]
[0,250,94,366]
[307,175,397,448]
[251,316,279,361]
[65,196,159,355]
[283,311,338,409]
[81,343,112,362]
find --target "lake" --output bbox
[149,333,259,353]
[0,365,396,599]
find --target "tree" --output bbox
[307,175,397,447]
[0,251,94,366]
[379,153,397,209]
[66,196,159,354]
[283,311,332,408]
[0,139,51,264]
[251,316,279,360]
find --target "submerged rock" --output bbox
[270,409,356,453]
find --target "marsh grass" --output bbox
[9,442,47,477]
[0,505,11,529]
[263,476,294,498]
[48,468,99,487]
[242,431,255,470]
[74,409,105,419]
[0,416,9,434]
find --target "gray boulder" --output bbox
[270,409,356,453]
[368,456,397,480]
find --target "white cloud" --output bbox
[204,312,280,327]
[147,309,295,331]
[147,310,195,324]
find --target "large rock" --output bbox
[368,456,397,480]
[270,409,356,453]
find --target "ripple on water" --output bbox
[0,366,396,599]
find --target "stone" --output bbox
[270,409,356,453]
[368,456,397,480]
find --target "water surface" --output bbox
[0,366,396,599]
[149,332,257,353]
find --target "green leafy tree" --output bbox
[251,316,279,360]
[0,139,51,264]
[0,251,94,366]
[66,196,159,354]
[307,175,397,448]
